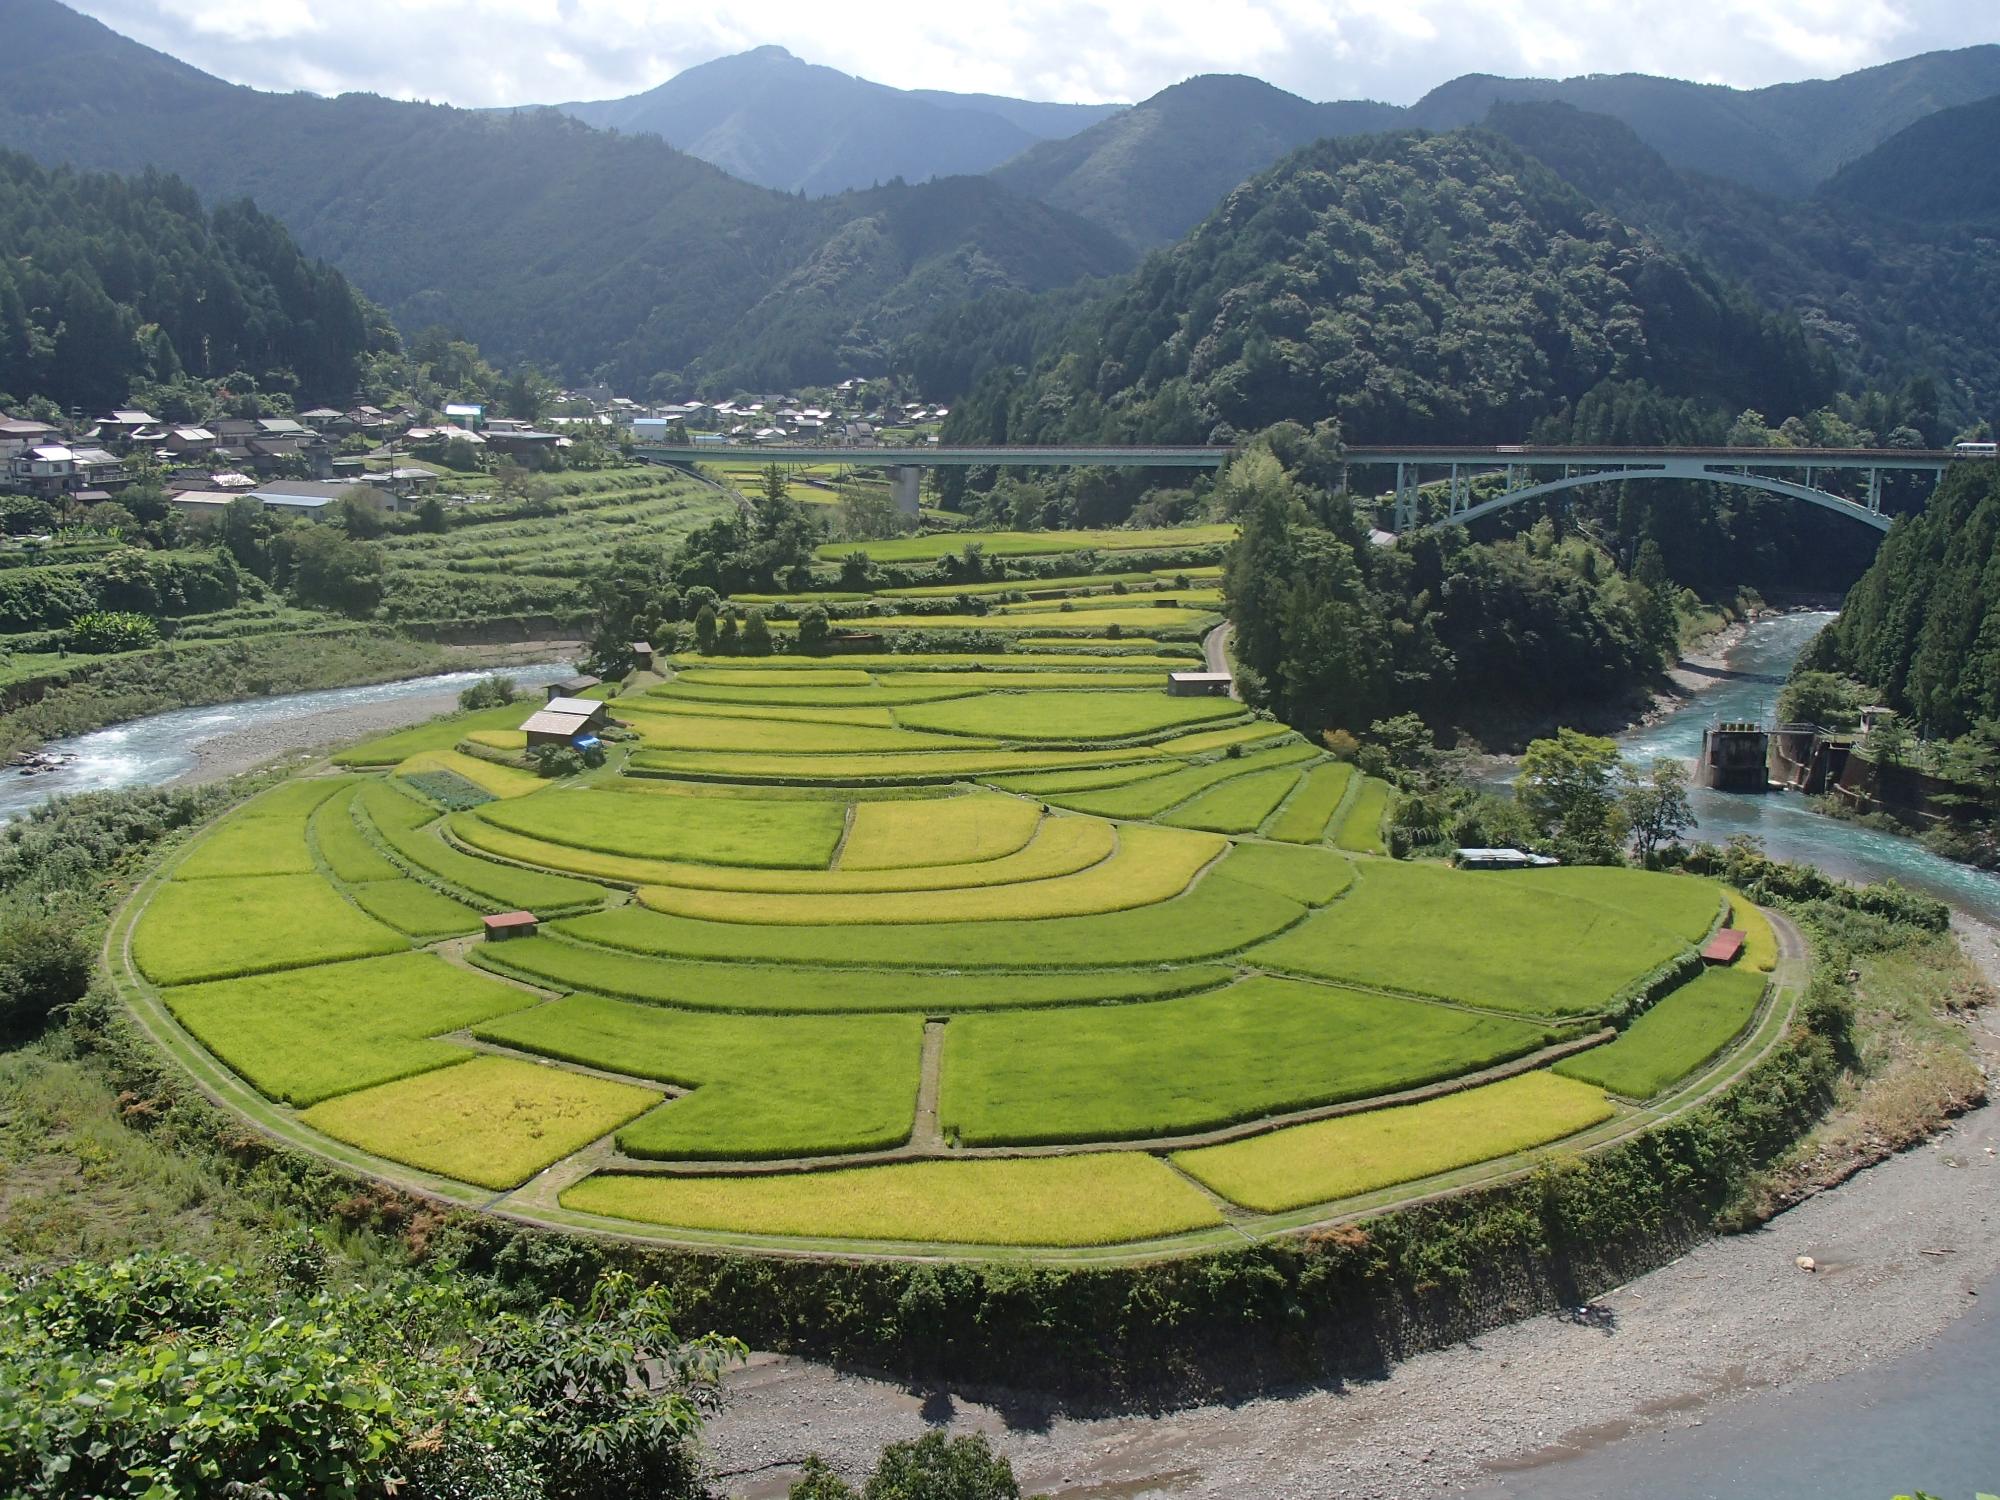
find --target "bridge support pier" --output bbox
[1392,463,1419,532]
[892,466,923,517]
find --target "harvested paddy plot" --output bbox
[1174,1071,1618,1213]
[563,1155,1225,1246]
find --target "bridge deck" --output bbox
[638,441,1969,470]
[634,444,1229,468]
[1345,445,1956,467]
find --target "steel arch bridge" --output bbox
[636,439,1968,530]
[1341,446,1961,534]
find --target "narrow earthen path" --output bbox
[911,1019,948,1151]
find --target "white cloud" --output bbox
[67,0,1999,109]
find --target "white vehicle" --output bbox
[1953,440,1997,456]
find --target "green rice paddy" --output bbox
[162,953,538,1106]
[477,994,921,1160]
[940,977,1550,1145]
[1249,860,1696,1016]
[123,603,1768,1252]
[1552,967,1767,1097]
[564,1154,1225,1246]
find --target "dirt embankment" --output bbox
[703,923,2000,1500]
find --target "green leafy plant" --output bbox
[64,610,158,654]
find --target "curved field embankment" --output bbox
[111,585,1800,1263]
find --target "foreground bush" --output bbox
[0,904,92,1038]
[791,1433,1020,1500]
[0,1256,739,1498]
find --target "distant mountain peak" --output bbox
[549,45,1119,196]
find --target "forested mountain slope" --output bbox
[989,50,2000,252]
[1405,47,2000,196]
[0,150,382,412]
[554,47,1119,196]
[989,76,1401,250]
[0,0,1130,392]
[1482,102,2000,431]
[945,128,1832,448]
[1806,462,2000,737]
[1820,94,2000,225]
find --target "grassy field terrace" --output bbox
[111,561,1797,1260]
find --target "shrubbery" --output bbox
[1670,835,1950,931]
[65,610,158,654]
[791,1433,1020,1500]
[0,1258,738,1499]
[0,902,92,1036]
[0,784,234,1036]
[458,674,518,710]
[532,745,587,778]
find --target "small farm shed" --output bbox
[1453,847,1561,870]
[545,675,601,701]
[482,911,538,940]
[631,641,654,670]
[1167,671,1233,697]
[520,705,605,748]
[1700,928,1746,964]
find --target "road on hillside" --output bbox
[1202,622,1238,698]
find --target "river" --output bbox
[0,662,575,825]
[1469,610,2000,1498]
[1613,610,2000,920]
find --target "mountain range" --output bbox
[547,41,2000,252]
[552,46,1123,197]
[0,0,1132,392]
[4,0,1999,416]
[943,128,1835,450]
[987,47,2000,250]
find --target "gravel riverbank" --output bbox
[703,924,2000,1500]
[164,641,581,786]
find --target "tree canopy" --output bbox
[0,149,383,415]
[1806,461,2000,737]
[940,128,1833,452]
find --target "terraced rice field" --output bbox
[122,604,1776,1256]
[1552,966,1768,1097]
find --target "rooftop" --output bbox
[520,709,595,737]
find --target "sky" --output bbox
[65,0,2000,109]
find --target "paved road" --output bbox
[1201,622,1238,698]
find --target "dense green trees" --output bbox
[1516,730,1628,864]
[942,128,1830,459]
[1485,102,2000,435]
[0,150,381,415]
[0,549,244,634]
[1222,426,1660,737]
[283,528,385,618]
[1806,462,2000,737]
[1777,671,1875,729]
